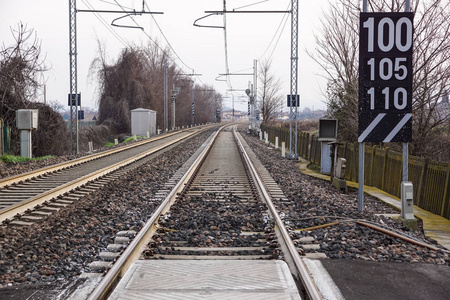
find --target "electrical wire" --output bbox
[98,0,133,10]
[82,0,128,46]
[143,2,196,76]
[258,0,290,61]
[234,0,270,11]
[109,0,200,82]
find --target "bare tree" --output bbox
[258,59,284,124]
[0,23,48,126]
[91,41,222,135]
[308,0,359,141]
[0,23,70,156]
[310,0,450,160]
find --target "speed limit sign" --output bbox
[358,12,414,143]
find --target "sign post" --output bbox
[358,11,414,211]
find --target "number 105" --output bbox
[367,57,408,81]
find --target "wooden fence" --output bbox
[261,124,450,220]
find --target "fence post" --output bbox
[381,147,390,191]
[0,119,3,156]
[310,136,316,164]
[369,145,376,186]
[416,158,428,208]
[354,143,358,182]
[440,163,450,218]
[306,132,310,160]
[88,141,93,153]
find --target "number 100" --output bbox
[363,17,413,52]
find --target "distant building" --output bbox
[222,110,248,120]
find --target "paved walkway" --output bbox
[296,158,450,250]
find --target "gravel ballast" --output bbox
[238,127,449,265]
[0,130,214,289]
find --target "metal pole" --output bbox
[171,95,176,130]
[358,143,364,211]
[253,59,258,129]
[191,81,194,126]
[69,0,79,154]
[358,0,368,211]
[232,95,234,122]
[249,82,254,130]
[403,1,410,182]
[164,59,168,132]
[289,0,299,158]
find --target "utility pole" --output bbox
[164,59,168,132]
[171,85,180,130]
[69,1,162,152]
[191,80,195,126]
[232,94,234,122]
[69,0,78,154]
[289,0,299,158]
[253,59,258,129]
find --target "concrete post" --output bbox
[20,130,32,158]
[259,131,263,140]
[133,134,137,141]
[265,132,269,144]
[147,131,150,138]
[114,139,118,145]
[282,142,286,157]
[275,137,279,149]
[88,141,93,153]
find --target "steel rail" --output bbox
[87,125,225,300]
[0,127,210,222]
[0,127,212,189]
[233,126,322,300]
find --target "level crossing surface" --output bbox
[108,260,301,300]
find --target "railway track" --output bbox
[85,125,321,300]
[1,123,448,299]
[0,126,216,224]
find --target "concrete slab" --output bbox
[320,259,450,300]
[108,260,301,299]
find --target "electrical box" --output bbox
[131,108,156,137]
[401,181,414,220]
[16,109,38,130]
[334,158,347,179]
[318,119,338,141]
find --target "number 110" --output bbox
[367,87,407,110]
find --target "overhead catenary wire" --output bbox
[109,0,196,78]
[258,1,290,61]
[98,0,133,10]
[82,0,128,46]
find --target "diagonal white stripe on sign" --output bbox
[358,113,386,142]
[383,113,412,142]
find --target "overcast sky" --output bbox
[1,0,329,112]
